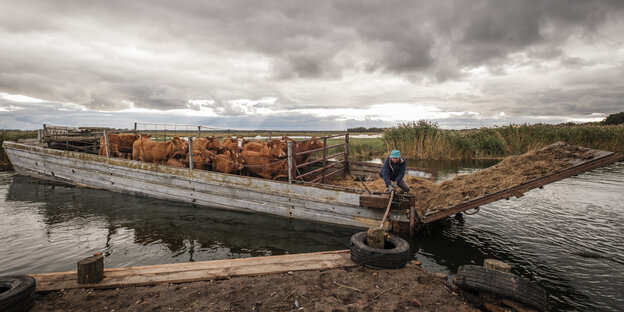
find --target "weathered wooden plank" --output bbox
[31,250,356,292]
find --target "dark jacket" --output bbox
[379,157,406,187]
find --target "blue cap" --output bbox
[390,150,400,158]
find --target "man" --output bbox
[380,150,410,194]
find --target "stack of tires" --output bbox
[0,275,36,312]
[349,231,410,269]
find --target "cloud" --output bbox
[0,0,623,129]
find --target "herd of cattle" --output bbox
[98,133,324,180]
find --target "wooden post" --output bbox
[484,259,511,273]
[322,137,327,183]
[134,122,137,131]
[343,133,349,178]
[287,141,293,184]
[77,252,104,284]
[197,126,201,138]
[37,129,43,142]
[291,141,298,181]
[103,130,110,158]
[188,137,193,170]
[409,203,415,237]
[366,227,386,249]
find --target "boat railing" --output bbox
[288,133,349,184]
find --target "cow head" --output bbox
[309,136,324,150]
[267,140,287,158]
[206,136,222,149]
[170,137,189,156]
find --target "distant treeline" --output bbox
[346,127,387,133]
[382,120,624,160]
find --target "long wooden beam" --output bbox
[30,250,356,292]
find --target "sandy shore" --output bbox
[33,261,478,312]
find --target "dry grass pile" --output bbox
[326,143,598,215]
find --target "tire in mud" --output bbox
[349,231,410,269]
[454,265,547,312]
[0,275,36,312]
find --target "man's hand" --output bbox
[391,181,398,189]
[386,184,395,193]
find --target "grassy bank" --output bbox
[0,130,38,170]
[382,121,624,160]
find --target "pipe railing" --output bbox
[288,133,349,184]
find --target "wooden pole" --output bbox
[380,190,394,228]
[77,252,104,284]
[343,133,349,178]
[287,141,293,184]
[322,137,327,183]
[197,126,201,138]
[103,130,110,158]
[291,141,298,181]
[366,227,386,249]
[188,137,193,170]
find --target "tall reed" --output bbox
[382,121,624,160]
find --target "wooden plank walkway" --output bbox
[30,250,356,292]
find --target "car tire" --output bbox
[0,275,36,312]
[349,231,410,269]
[454,265,547,311]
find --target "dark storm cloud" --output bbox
[0,0,623,123]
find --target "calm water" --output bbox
[1,161,623,311]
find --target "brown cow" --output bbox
[185,148,216,170]
[132,136,188,164]
[241,150,289,180]
[166,157,186,168]
[242,139,287,159]
[99,133,143,157]
[193,136,222,151]
[294,136,324,164]
[212,148,244,174]
[222,136,249,151]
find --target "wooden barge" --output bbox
[2,139,432,231]
[2,126,623,233]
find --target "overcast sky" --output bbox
[1,0,623,130]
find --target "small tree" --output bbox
[603,112,624,125]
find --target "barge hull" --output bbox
[3,141,408,229]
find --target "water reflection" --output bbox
[1,174,357,274]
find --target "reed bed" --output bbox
[382,121,624,160]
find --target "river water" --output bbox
[1,161,623,311]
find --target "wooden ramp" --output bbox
[31,250,356,292]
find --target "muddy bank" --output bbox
[329,143,596,215]
[33,262,477,312]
